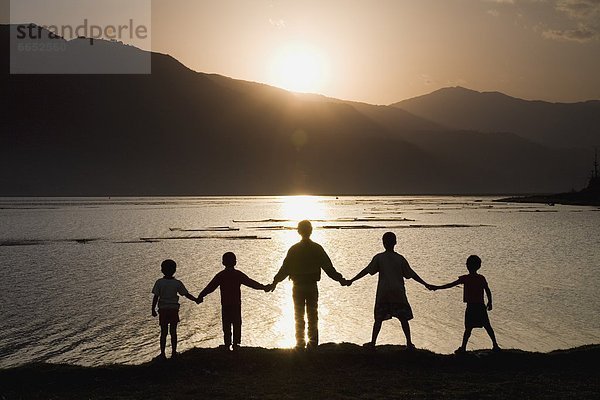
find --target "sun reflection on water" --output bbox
[272,284,296,348]
[278,195,331,249]
[279,195,329,222]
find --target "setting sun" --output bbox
[269,43,328,94]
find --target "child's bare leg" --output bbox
[370,320,383,345]
[160,324,168,356]
[483,323,499,349]
[400,319,413,347]
[460,327,473,351]
[169,323,178,356]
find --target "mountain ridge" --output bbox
[0,24,594,196]
[393,86,600,147]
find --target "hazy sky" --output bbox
[3,0,600,104]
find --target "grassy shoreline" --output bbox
[1,344,598,399]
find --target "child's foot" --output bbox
[405,343,416,352]
[157,353,167,361]
[492,345,501,352]
[362,342,375,350]
[232,344,240,352]
[171,351,178,360]
[454,347,466,355]
[219,344,231,352]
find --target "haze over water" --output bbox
[0,196,599,368]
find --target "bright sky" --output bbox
[3,0,600,104]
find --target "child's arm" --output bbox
[270,255,292,291]
[349,265,371,285]
[151,294,159,317]
[197,275,220,302]
[183,293,199,303]
[319,249,347,286]
[411,271,433,289]
[431,279,461,291]
[177,281,199,304]
[241,273,268,292]
[485,286,493,310]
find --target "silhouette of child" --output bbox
[268,220,348,350]
[431,255,500,353]
[348,232,432,350]
[197,252,269,351]
[151,259,198,360]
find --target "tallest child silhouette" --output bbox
[269,220,348,349]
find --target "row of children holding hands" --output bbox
[152,231,499,360]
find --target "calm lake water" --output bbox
[0,196,599,367]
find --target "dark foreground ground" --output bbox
[1,344,598,399]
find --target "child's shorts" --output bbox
[464,303,490,328]
[374,302,414,322]
[159,308,180,325]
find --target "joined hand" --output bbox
[264,283,277,292]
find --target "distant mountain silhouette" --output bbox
[393,87,600,148]
[0,25,594,196]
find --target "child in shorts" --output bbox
[348,232,432,350]
[151,259,198,360]
[431,255,500,353]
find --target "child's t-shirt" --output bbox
[367,251,416,305]
[458,273,488,304]
[152,277,189,310]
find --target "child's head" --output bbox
[161,259,177,277]
[222,252,237,268]
[466,255,482,273]
[382,232,396,251]
[297,220,313,239]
